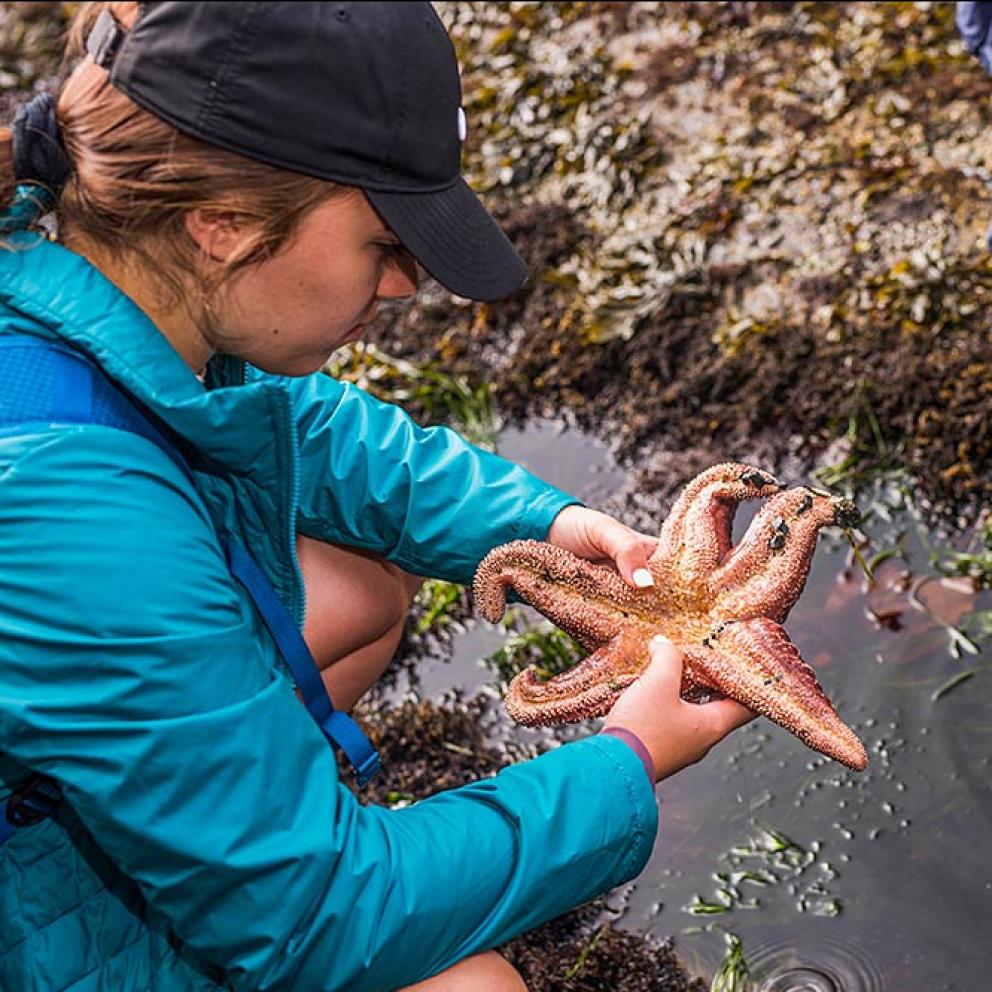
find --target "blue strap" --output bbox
[0,335,196,480]
[0,334,380,845]
[224,541,381,786]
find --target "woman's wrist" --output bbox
[599,726,656,784]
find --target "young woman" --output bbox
[0,4,753,990]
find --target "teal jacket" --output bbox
[0,232,658,991]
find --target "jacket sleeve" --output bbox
[0,427,657,992]
[288,373,580,584]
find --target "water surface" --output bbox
[411,421,992,990]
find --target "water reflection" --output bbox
[637,511,992,990]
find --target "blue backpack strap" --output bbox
[224,542,381,786]
[0,334,380,845]
[0,335,198,480]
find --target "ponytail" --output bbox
[0,92,73,238]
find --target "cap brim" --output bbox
[366,178,528,302]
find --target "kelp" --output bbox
[357,2,992,522]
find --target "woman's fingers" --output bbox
[546,506,659,587]
[590,519,657,586]
[632,635,684,696]
[701,697,757,735]
[605,634,756,783]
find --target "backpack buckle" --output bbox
[353,752,382,789]
[5,774,61,828]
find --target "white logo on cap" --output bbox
[457,106,467,143]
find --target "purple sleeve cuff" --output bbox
[599,727,655,784]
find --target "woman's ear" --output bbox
[184,209,247,263]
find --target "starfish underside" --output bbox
[473,462,868,771]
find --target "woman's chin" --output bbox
[246,353,328,378]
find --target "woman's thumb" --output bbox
[642,634,684,696]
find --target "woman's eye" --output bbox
[377,242,406,259]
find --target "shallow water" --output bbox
[408,421,992,991]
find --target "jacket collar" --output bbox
[0,234,207,401]
[0,235,287,472]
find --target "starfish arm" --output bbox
[679,643,725,698]
[695,618,867,770]
[650,462,783,587]
[473,540,643,651]
[712,488,850,623]
[504,627,651,725]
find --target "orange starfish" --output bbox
[474,462,868,771]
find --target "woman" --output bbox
[0,4,752,990]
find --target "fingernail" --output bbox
[651,634,671,646]
[633,568,654,588]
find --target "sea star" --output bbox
[473,462,868,771]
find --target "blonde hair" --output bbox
[2,2,346,310]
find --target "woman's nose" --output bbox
[378,250,420,299]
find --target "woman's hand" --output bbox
[546,504,658,589]
[604,636,755,782]
[548,507,753,780]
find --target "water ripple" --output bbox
[749,936,886,992]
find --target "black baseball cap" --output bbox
[87,2,528,302]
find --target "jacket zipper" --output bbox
[277,383,306,628]
[238,358,306,629]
